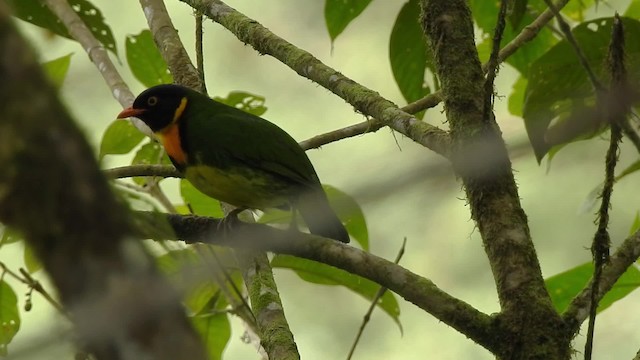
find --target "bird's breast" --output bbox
[185,164,291,210]
[156,123,187,166]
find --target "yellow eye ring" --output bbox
[147,96,158,106]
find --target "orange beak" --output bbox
[117,107,145,119]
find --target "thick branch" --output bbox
[180,0,451,158]
[0,7,206,359]
[135,212,497,352]
[139,0,203,90]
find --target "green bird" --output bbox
[117,84,349,243]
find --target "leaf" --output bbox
[625,0,640,18]
[126,30,173,88]
[508,75,527,116]
[389,0,432,113]
[0,280,20,356]
[324,185,368,250]
[23,245,42,274]
[271,255,401,331]
[180,179,224,218]
[523,17,640,161]
[130,140,171,185]
[42,53,73,88]
[213,92,267,116]
[508,0,528,29]
[191,312,230,360]
[99,120,145,159]
[630,211,640,236]
[562,0,596,22]
[0,227,22,248]
[7,0,117,56]
[324,0,372,42]
[546,262,640,314]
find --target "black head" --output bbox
[117,84,191,132]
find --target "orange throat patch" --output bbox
[157,123,187,166]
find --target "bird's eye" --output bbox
[147,96,158,106]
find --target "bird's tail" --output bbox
[297,187,349,243]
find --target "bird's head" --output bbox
[117,84,190,132]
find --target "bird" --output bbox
[117,84,349,243]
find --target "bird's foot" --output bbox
[217,207,246,237]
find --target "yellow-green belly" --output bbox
[185,164,290,209]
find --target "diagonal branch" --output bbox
[180,0,451,158]
[135,212,497,353]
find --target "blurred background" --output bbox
[3,0,640,359]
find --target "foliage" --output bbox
[4,0,640,359]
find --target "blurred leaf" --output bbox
[99,120,145,159]
[131,141,171,185]
[126,30,173,88]
[562,0,595,22]
[546,262,640,314]
[469,0,556,75]
[523,17,640,162]
[508,75,527,116]
[0,227,22,248]
[180,179,224,218]
[630,211,640,236]
[324,0,372,42]
[0,280,20,356]
[625,0,640,18]
[7,0,118,55]
[42,53,73,88]
[213,92,267,116]
[192,312,230,360]
[324,185,368,250]
[508,0,528,29]
[23,245,42,274]
[615,159,640,182]
[272,255,401,330]
[389,0,432,115]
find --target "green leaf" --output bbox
[272,255,401,330]
[546,262,640,314]
[130,140,171,185]
[0,280,20,356]
[625,0,640,18]
[126,30,173,88]
[0,227,22,248]
[23,245,42,274]
[213,92,267,117]
[7,0,118,56]
[324,0,372,42]
[99,120,145,159]
[191,312,230,360]
[42,53,73,88]
[523,17,640,161]
[562,0,596,22]
[630,211,640,236]
[389,0,432,112]
[508,75,527,116]
[180,180,224,218]
[324,185,368,250]
[508,0,528,29]
[469,0,556,75]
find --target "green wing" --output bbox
[182,91,320,188]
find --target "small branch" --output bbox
[563,229,640,333]
[346,238,406,360]
[0,262,66,315]
[180,0,451,158]
[139,0,203,91]
[104,164,182,179]
[482,0,508,123]
[136,212,496,353]
[42,0,150,135]
[195,10,207,95]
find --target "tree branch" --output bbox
[135,212,497,353]
[139,0,203,90]
[0,7,206,359]
[180,0,451,158]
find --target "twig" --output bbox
[482,0,508,123]
[139,0,203,91]
[42,0,150,136]
[195,10,207,95]
[346,238,406,360]
[104,164,182,179]
[0,262,66,315]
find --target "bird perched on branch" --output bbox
[117,84,349,243]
